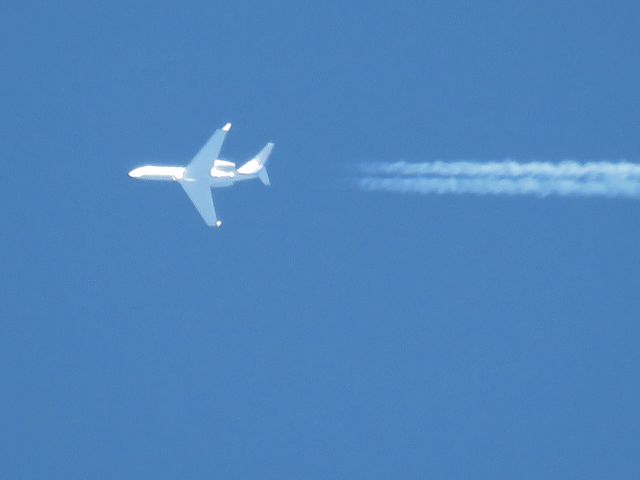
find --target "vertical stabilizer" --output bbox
[258,167,271,186]
[255,143,273,185]
[237,143,274,186]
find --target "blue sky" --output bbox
[2,1,640,478]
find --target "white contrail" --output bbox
[357,160,640,198]
[359,176,640,198]
[360,161,640,179]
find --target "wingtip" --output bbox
[222,123,232,133]
[215,220,223,228]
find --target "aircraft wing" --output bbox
[184,123,232,180]
[179,180,220,227]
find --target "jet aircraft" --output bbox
[128,123,273,228]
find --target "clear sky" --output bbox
[2,1,640,478]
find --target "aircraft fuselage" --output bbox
[128,160,262,187]
[128,123,273,228]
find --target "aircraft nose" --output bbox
[128,168,141,178]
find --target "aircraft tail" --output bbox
[258,166,271,186]
[255,143,274,166]
[237,143,274,186]
[256,142,273,186]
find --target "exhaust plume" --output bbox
[358,160,640,198]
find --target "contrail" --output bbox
[359,176,640,198]
[360,161,640,179]
[357,160,640,198]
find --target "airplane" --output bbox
[128,123,273,228]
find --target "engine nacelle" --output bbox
[211,159,236,178]
[213,159,235,171]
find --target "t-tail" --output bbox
[237,142,274,186]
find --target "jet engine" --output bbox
[211,159,236,178]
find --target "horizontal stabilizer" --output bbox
[255,143,274,166]
[237,143,275,182]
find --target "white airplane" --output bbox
[128,123,273,228]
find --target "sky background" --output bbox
[2,1,640,478]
